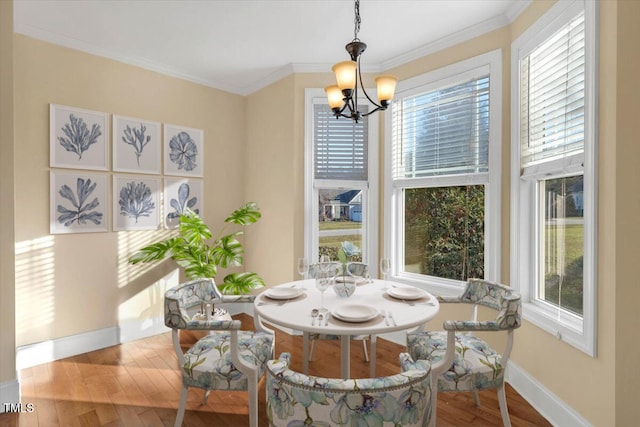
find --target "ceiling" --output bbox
[13,0,529,96]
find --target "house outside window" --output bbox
[385,50,502,293]
[511,0,598,356]
[304,89,378,266]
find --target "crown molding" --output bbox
[15,1,532,96]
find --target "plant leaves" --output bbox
[211,234,243,268]
[128,239,179,264]
[225,202,261,225]
[219,272,265,295]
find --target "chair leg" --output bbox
[201,389,210,405]
[361,340,369,362]
[428,373,438,427]
[309,339,317,361]
[174,385,188,427]
[248,376,258,427]
[473,390,481,406]
[497,384,512,427]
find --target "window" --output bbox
[385,50,502,293]
[511,0,597,355]
[304,90,378,266]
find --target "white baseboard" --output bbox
[16,303,253,370]
[118,315,168,344]
[506,360,591,427]
[16,327,119,370]
[0,379,20,412]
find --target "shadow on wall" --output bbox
[117,230,180,343]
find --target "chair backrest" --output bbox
[346,261,369,279]
[266,352,432,427]
[308,262,342,278]
[457,278,522,329]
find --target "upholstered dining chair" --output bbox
[306,262,371,363]
[404,278,522,427]
[164,278,274,427]
[266,352,433,426]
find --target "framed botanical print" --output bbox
[113,175,161,231]
[50,170,109,234]
[164,124,204,177]
[113,115,161,174]
[164,178,204,228]
[50,104,109,171]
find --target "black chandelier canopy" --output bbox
[325,0,397,123]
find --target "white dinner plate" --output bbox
[332,304,378,322]
[387,286,429,301]
[264,287,304,300]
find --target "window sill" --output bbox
[521,300,595,356]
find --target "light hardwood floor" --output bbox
[0,314,550,426]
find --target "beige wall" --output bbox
[614,0,640,424]
[244,75,298,286]
[12,35,247,347]
[1,0,16,388]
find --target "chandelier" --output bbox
[325,0,397,123]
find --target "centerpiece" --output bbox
[333,241,361,298]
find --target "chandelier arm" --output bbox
[356,61,383,109]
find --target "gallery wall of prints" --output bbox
[49,103,204,234]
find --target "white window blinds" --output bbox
[314,104,368,181]
[520,12,585,170]
[392,75,490,179]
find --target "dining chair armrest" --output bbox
[443,319,505,332]
[268,352,292,376]
[398,352,431,373]
[437,295,461,304]
[218,294,257,304]
[184,318,243,331]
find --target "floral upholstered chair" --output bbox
[266,352,432,426]
[306,262,371,363]
[164,278,274,427]
[405,278,522,427]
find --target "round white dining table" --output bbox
[253,278,439,379]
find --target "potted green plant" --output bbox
[128,202,265,295]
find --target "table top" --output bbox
[253,279,439,336]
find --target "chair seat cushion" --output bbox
[182,331,273,391]
[407,330,503,392]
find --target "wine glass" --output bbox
[315,269,331,313]
[319,254,331,273]
[297,258,309,280]
[380,258,391,290]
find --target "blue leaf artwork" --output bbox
[167,183,198,220]
[122,124,151,166]
[169,131,198,171]
[56,177,103,226]
[119,181,156,223]
[58,114,102,160]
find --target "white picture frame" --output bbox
[113,175,162,231]
[164,124,204,177]
[113,115,161,174]
[164,178,204,229]
[50,170,109,234]
[50,104,109,171]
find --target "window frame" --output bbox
[304,89,379,267]
[510,0,598,356]
[384,49,502,296]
